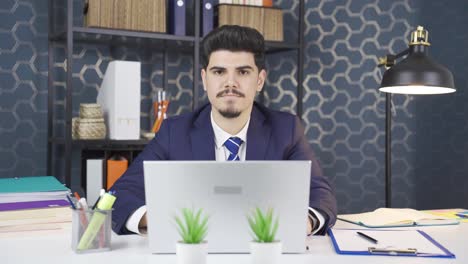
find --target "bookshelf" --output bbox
[47,0,306,189]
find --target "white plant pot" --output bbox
[176,241,208,264]
[250,241,282,264]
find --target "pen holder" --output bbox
[71,209,112,253]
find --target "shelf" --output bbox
[73,27,196,42]
[265,41,300,53]
[49,27,298,54]
[50,27,196,52]
[50,138,150,149]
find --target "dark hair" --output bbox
[201,25,265,70]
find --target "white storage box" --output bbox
[97,61,141,140]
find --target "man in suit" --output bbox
[110,25,337,235]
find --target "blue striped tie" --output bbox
[224,137,243,161]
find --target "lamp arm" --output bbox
[378,48,410,69]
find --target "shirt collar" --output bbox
[210,111,250,149]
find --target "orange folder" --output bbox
[106,157,128,190]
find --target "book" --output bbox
[0,176,69,204]
[338,208,460,228]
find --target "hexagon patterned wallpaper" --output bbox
[1,0,468,213]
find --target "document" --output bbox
[329,229,455,258]
[424,208,468,223]
[338,208,459,228]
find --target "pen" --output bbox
[357,231,378,244]
[66,194,77,210]
[92,189,106,210]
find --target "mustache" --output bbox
[216,89,245,98]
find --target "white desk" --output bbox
[2,220,465,264]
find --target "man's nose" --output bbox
[224,73,238,88]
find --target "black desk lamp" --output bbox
[378,26,456,207]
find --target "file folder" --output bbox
[168,0,186,35]
[328,228,455,258]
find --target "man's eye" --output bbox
[213,70,224,75]
[239,70,249,75]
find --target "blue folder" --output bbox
[328,228,455,258]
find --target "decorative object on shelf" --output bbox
[72,104,107,140]
[175,207,209,264]
[216,4,283,41]
[84,0,166,33]
[151,89,170,134]
[247,207,281,264]
[79,103,104,119]
[377,25,455,207]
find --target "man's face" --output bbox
[201,50,266,119]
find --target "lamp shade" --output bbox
[379,45,455,94]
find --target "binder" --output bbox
[106,157,128,190]
[328,228,455,258]
[86,159,103,207]
[168,0,186,35]
[202,0,216,36]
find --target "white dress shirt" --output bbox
[126,111,324,235]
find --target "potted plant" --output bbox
[247,207,281,264]
[174,207,209,264]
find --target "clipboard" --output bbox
[328,228,455,258]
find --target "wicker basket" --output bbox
[79,103,103,119]
[73,118,107,139]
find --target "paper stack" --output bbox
[0,176,72,236]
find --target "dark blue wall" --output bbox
[1,0,467,213]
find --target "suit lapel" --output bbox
[190,105,216,160]
[246,105,271,160]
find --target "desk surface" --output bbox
[2,220,465,264]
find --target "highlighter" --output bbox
[77,193,116,250]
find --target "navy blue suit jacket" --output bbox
[110,102,337,235]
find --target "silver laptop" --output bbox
[143,161,311,254]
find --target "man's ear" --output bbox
[257,69,266,92]
[201,68,207,91]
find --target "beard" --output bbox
[216,88,245,118]
[219,108,242,118]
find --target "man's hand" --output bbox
[139,212,148,230]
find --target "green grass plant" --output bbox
[175,207,209,244]
[247,207,279,243]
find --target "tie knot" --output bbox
[224,137,243,161]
